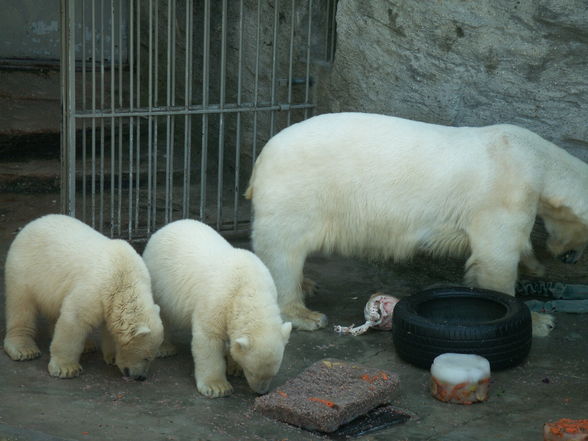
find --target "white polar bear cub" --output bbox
[142,219,292,398]
[3,214,164,380]
[246,113,588,337]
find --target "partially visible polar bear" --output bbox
[245,112,588,336]
[142,219,292,398]
[3,214,164,380]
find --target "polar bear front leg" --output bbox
[519,252,546,277]
[226,352,243,377]
[156,321,178,358]
[157,339,178,358]
[465,214,554,337]
[51,321,96,354]
[48,311,91,379]
[101,329,116,366]
[254,238,327,331]
[192,323,232,398]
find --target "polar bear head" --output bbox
[114,305,164,381]
[229,321,292,394]
[542,207,588,264]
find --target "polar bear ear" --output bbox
[134,325,151,337]
[234,336,250,351]
[281,322,292,342]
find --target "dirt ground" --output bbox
[0,191,587,441]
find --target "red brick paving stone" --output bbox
[254,358,400,433]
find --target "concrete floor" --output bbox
[1,191,587,441]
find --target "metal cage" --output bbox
[60,0,336,241]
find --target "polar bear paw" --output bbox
[226,356,243,377]
[156,341,178,358]
[301,278,319,297]
[282,305,328,331]
[197,379,233,398]
[49,358,83,378]
[102,352,116,366]
[3,338,41,361]
[531,312,555,337]
[83,339,97,354]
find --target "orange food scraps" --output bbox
[452,382,467,391]
[360,371,390,384]
[278,390,288,398]
[546,418,588,436]
[308,397,337,408]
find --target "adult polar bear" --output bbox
[246,113,588,337]
[4,214,164,380]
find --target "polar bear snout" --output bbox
[246,375,273,395]
[232,356,282,395]
[122,366,147,381]
[543,214,588,265]
[559,249,582,264]
[240,365,277,395]
[117,356,153,380]
[115,325,163,381]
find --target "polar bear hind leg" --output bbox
[3,282,41,361]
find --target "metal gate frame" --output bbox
[60,0,336,241]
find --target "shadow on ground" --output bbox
[0,192,587,441]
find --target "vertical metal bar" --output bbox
[251,0,261,165]
[182,0,194,219]
[134,0,141,233]
[152,0,159,231]
[232,0,244,230]
[117,0,124,237]
[324,0,330,61]
[60,0,77,216]
[99,0,105,232]
[110,0,116,237]
[91,0,97,228]
[286,0,295,127]
[216,0,228,230]
[269,0,280,136]
[128,0,135,239]
[200,0,210,222]
[304,0,313,119]
[329,0,337,62]
[169,0,176,222]
[165,0,176,223]
[147,0,153,233]
[81,0,87,221]
[164,0,172,224]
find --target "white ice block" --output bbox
[430,353,491,404]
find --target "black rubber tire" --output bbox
[392,287,532,370]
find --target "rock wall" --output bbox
[320,0,588,161]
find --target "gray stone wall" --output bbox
[320,0,588,161]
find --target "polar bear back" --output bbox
[5,214,148,321]
[251,113,546,212]
[247,112,582,260]
[143,219,278,329]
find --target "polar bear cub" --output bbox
[142,219,292,398]
[3,214,164,380]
